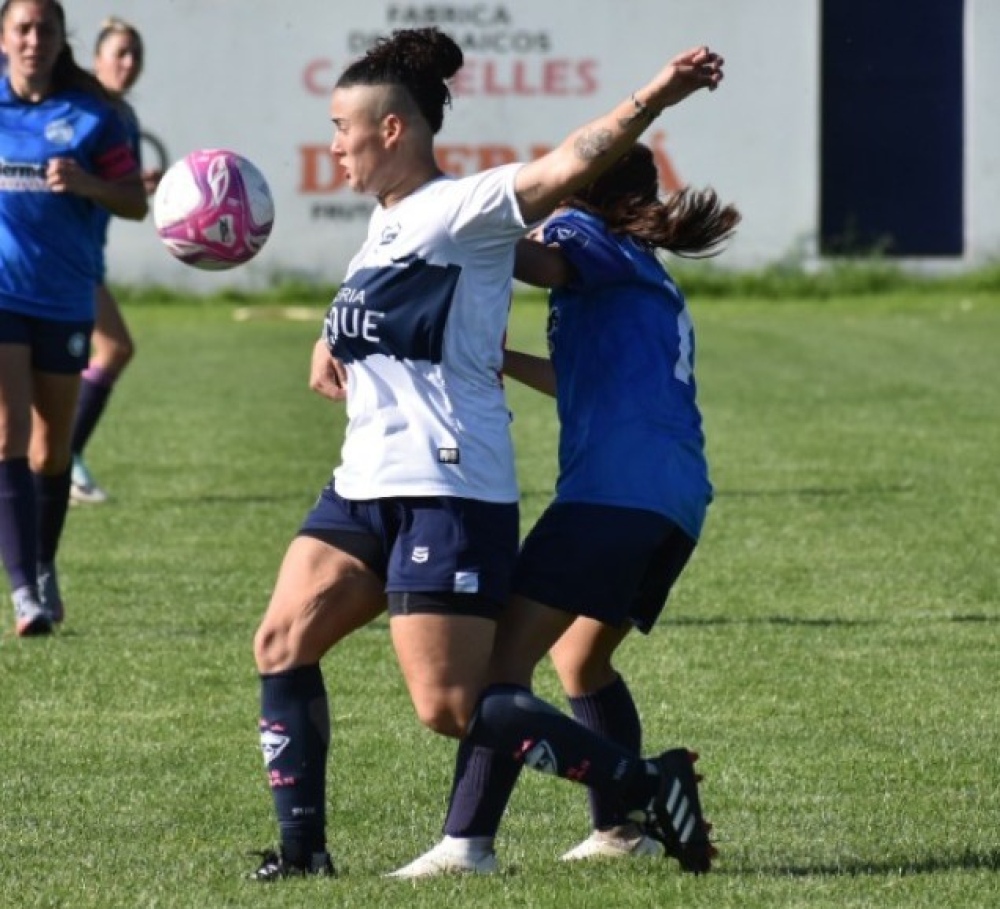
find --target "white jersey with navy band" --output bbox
[325,163,529,503]
[0,79,137,321]
[543,207,713,540]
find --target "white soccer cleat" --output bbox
[70,456,109,505]
[387,837,497,879]
[560,824,664,861]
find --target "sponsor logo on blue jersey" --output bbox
[0,159,47,190]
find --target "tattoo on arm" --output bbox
[573,127,615,161]
[618,108,650,130]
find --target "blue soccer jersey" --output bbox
[0,80,137,320]
[542,208,713,539]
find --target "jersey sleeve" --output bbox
[542,211,635,287]
[445,163,532,247]
[91,106,139,181]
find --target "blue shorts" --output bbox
[512,502,697,634]
[299,481,520,619]
[0,310,92,374]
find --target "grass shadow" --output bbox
[718,484,915,499]
[756,847,1000,877]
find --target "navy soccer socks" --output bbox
[568,674,643,829]
[0,458,36,591]
[259,665,330,867]
[443,740,522,838]
[72,367,117,457]
[463,684,658,816]
[33,468,71,566]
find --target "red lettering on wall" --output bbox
[303,59,334,95]
[298,133,682,194]
[455,58,600,97]
[649,131,682,192]
[299,145,343,193]
[301,57,600,98]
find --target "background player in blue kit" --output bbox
[0,0,147,635]
[250,27,725,879]
[393,144,741,876]
[70,16,161,504]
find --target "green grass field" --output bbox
[1,289,997,908]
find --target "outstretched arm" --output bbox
[514,45,724,224]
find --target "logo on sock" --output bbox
[260,728,291,765]
[522,740,558,775]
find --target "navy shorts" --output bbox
[512,502,697,634]
[0,310,92,374]
[299,481,520,619]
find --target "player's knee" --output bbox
[117,337,136,367]
[551,648,616,692]
[412,698,470,739]
[254,621,292,674]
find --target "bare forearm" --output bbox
[515,46,723,224]
[504,349,557,397]
[91,175,148,220]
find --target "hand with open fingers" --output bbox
[651,46,725,111]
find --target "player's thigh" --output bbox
[30,370,80,472]
[390,611,496,737]
[488,594,577,688]
[0,343,33,457]
[255,534,386,672]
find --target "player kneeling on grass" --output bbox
[248,27,723,880]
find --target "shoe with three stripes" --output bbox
[643,748,715,874]
[250,847,335,881]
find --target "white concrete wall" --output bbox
[45,0,994,290]
[966,0,1000,261]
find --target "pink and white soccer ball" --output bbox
[153,149,274,270]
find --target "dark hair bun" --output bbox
[369,27,463,82]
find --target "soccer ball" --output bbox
[153,149,274,270]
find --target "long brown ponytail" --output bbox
[568,143,741,258]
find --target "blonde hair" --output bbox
[94,16,143,58]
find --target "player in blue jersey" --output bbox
[0,0,147,635]
[249,27,725,880]
[392,144,741,877]
[70,17,161,504]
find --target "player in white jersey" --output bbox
[392,146,741,877]
[249,26,726,880]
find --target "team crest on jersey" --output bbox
[44,118,75,145]
[379,222,400,245]
[550,225,576,243]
